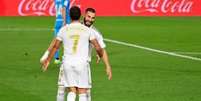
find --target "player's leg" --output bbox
[57,85,65,101]
[54,25,60,60]
[54,21,62,64]
[57,64,66,101]
[67,87,77,101]
[78,88,88,101]
[87,89,91,101]
[87,63,92,101]
[78,63,92,101]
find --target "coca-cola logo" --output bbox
[131,0,194,14]
[18,0,80,16]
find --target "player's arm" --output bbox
[102,49,112,80]
[96,48,112,80]
[40,38,62,71]
[90,39,112,80]
[93,30,112,80]
[90,39,104,59]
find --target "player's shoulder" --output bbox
[62,24,69,29]
[69,23,92,33]
[90,25,102,35]
[59,24,69,32]
[79,23,92,31]
[89,26,103,38]
[90,25,98,31]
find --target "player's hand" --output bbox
[41,59,49,72]
[106,66,112,80]
[96,55,101,64]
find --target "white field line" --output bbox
[1,28,200,62]
[0,28,53,31]
[104,38,201,62]
[171,52,201,55]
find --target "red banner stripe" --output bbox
[0,0,201,16]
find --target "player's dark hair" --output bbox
[85,8,96,13]
[70,6,81,20]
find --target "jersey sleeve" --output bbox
[96,33,106,48]
[91,29,106,48]
[89,29,96,41]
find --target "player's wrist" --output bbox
[105,66,111,70]
[40,50,50,63]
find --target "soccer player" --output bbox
[55,7,113,101]
[84,8,112,78]
[83,7,112,101]
[40,6,104,101]
[54,0,70,64]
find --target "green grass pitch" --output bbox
[0,16,201,101]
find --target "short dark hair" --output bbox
[70,6,81,20]
[85,8,96,13]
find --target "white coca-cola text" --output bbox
[18,0,80,16]
[130,0,194,14]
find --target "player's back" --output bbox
[58,22,94,64]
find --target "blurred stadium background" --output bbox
[0,0,201,101]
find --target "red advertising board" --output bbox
[0,0,201,16]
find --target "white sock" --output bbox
[87,89,91,101]
[67,92,76,101]
[79,93,87,101]
[56,86,65,101]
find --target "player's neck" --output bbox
[71,20,80,24]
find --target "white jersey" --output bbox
[57,22,95,64]
[88,26,106,62]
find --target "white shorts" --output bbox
[62,62,92,88]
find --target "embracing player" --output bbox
[40,6,108,101]
[83,7,112,101]
[41,6,112,101]
[56,7,112,101]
